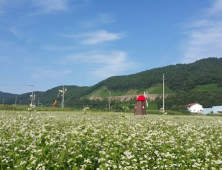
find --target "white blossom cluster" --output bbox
[0,111,222,169]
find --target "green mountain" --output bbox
[4,85,89,107]
[3,57,222,110]
[0,91,17,101]
[88,57,222,92]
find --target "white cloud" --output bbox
[0,0,70,17]
[42,44,77,51]
[63,50,135,79]
[30,0,69,15]
[181,0,222,63]
[67,30,124,45]
[9,27,23,38]
[97,13,115,24]
[32,67,72,79]
[206,0,222,16]
[82,30,124,44]
[80,13,115,28]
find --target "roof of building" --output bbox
[186,103,203,107]
[136,95,146,101]
[186,103,197,107]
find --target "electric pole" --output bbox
[104,87,111,112]
[109,91,111,112]
[162,73,165,112]
[62,85,65,109]
[30,83,35,106]
[15,96,17,106]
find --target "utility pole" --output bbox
[15,96,17,106]
[109,91,111,112]
[30,83,35,106]
[62,85,65,109]
[162,73,165,112]
[58,86,67,109]
[104,87,111,112]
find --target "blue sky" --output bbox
[1,0,222,94]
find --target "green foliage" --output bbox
[148,84,174,94]
[2,58,222,110]
[91,58,222,92]
[4,85,90,107]
[1,111,222,169]
[147,101,157,110]
[157,91,222,109]
[126,89,139,95]
[0,91,17,100]
[0,105,29,111]
[194,84,222,92]
[84,88,103,98]
[99,89,126,97]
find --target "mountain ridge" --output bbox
[2,57,222,109]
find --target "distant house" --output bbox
[186,103,203,114]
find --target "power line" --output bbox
[0,84,32,86]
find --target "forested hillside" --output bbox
[2,57,222,110]
[4,86,89,107]
[86,57,222,93]
[0,91,17,100]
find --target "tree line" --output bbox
[2,57,222,110]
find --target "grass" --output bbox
[84,88,103,98]
[194,83,222,92]
[147,84,174,94]
[147,101,157,110]
[85,88,127,98]
[85,84,176,99]
[99,90,126,97]
[126,89,139,95]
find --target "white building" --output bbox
[203,106,222,114]
[186,103,203,114]
[212,106,222,114]
[203,108,213,114]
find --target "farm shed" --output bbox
[203,108,213,114]
[212,106,222,114]
[186,103,203,114]
[203,106,222,114]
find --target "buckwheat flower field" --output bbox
[1,111,222,170]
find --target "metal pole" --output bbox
[109,91,111,112]
[15,96,17,106]
[62,85,64,109]
[163,73,165,112]
[104,87,111,112]
[30,83,35,106]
